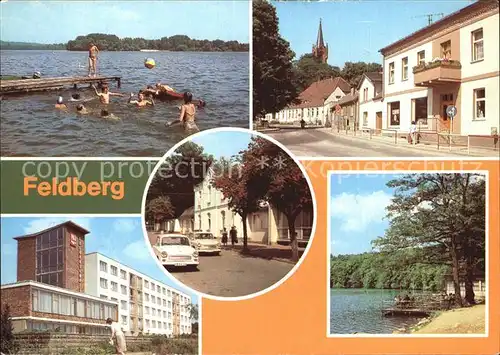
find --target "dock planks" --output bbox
[0,75,121,95]
[382,308,431,317]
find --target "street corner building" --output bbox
[379,0,499,146]
[266,1,499,149]
[0,221,193,336]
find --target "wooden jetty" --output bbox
[0,75,121,95]
[381,297,444,317]
[382,308,431,317]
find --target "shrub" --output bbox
[1,304,19,354]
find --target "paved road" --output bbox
[267,129,472,157]
[167,249,294,298]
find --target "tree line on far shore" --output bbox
[68,34,248,52]
[252,0,382,118]
[330,251,449,291]
[0,41,65,50]
[331,173,485,307]
[146,137,312,262]
[1,34,248,52]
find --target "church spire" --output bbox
[312,18,328,64]
[317,18,325,48]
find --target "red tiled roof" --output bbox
[337,92,358,106]
[291,77,351,109]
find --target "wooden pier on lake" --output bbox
[382,307,432,317]
[381,298,444,318]
[0,75,121,95]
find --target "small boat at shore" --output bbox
[140,49,159,52]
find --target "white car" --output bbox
[154,234,199,269]
[188,232,221,255]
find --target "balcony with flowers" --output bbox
[413,57,462,86]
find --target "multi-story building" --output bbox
[379,0,499,138]
[85,253,192,336]
[0,221,193,336]
[0,221,118,334]
[357,72,383,131]
[193,169,314,244]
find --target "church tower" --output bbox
[312,19,328,63]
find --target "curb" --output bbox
[323,130,495,157]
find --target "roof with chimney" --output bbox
[291,77,351,109]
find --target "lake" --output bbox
[0,50,249,156]
[329,289,424,334]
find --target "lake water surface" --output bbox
[329,289,424,334]
[0,50,249,156]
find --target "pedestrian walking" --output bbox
[106,318,127,354]
[408,121,417,144]
[230,226,238,247]
[221,228,228,247]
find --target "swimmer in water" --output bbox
[93,85,125,104]
[76,104,89,114]
[178,91,198,132]
[70,93,82,102]
[142,85,157,97]
[55,96,67,110]
[156,82,175,93]
[128,91,155,107]
[100,109,119,120]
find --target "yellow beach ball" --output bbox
[144,58,156,69]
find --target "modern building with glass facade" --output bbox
[0,221,192,336]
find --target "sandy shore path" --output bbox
[413,304,486,334]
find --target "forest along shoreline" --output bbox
[330,173,486,335]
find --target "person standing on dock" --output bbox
[88,42,99,77]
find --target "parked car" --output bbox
[153,234,199,269]
[187,231,222,255]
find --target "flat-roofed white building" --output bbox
[379,0,499,142]
[85,253,192,336]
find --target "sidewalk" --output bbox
[323,128,498,157]
[228,242,305,264]
[255,124,323,132]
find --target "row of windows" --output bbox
[36,229,64,251]
[276,107,326,119]
[32,289,117,321]
[386,87,486,126]
[99,261,188,302]
[388,28,485,85]
[28,321,110,335]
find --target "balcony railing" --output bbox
[413,59,462,86]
